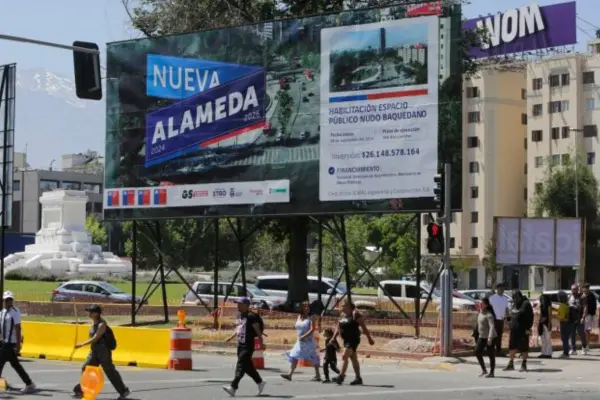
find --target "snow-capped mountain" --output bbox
[12,69,105,168]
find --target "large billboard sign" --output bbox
[495,217,583,267]
[463,2,577,59]
[104,6,459,220]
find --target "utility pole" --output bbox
[439,163,453,357]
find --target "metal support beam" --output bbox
[156,221,169,323]
[440,163,453,357]
[0,34,100,53]
[131,221,137,326]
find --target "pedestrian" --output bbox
[581,283,596,354]
[332,300,375,386]
[557,291,571,358]
[489,282,509,356]
[280,301,321,382]
[537,294,553,359]
[568,284,587,355]
[0,291,36,394]
[503,290,534,372]
[222,297,266,397]
[73,305,130,399]
[475,297,496,378]
[321,327,340,383]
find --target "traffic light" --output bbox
[426,222,444,254]
[73,41,102,100]
[433,172,444,216]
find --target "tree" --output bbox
[276,89,294,132]
[86,215,108,249]
[532,154,600,282]
[247,230,288,271]
[321,216,370,276]
[482,238,500,288]
[368,214,418,276]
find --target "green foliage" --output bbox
[482,238,500,287]
[85,214,108,249]
[276,89,294,131]
[321,216,369,275]
[367,214,418,276]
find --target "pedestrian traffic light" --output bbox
[73,41,102,100]
[433,172,444,216]
[426,222,444,254]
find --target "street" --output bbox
[4,351,600,399]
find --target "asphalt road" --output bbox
[4,350,600,399]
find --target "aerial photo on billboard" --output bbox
[103,5,456,221]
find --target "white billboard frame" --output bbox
[494,217,584,267]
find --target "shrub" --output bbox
[5,268,67,282]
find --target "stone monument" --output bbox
[3,190,132,276]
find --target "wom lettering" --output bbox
[476,3,545,50]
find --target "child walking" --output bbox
[321,328,340,383]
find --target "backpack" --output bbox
[557,303,569,322]
[103,325,117,351]
[252,312,265,335]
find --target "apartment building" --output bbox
[525,38,600,290]
[420,68,528,290]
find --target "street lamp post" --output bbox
[569,128,584,219]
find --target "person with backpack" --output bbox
[72,305,130,399]
[581,283,596,354]
[557,291,571,358]
[0,291,36,394]
[222,297,266,397]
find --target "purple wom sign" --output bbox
[463,2,577,59]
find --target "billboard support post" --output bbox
[317,220,324,310]
[0,68,7,298]
[339,217,352,305]
[440,162,453,357]
[131,221,137,327]
[415,213,421,338]
[155,221,169,323]
[213,220,220,329]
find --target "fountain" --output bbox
[3,190,131,276]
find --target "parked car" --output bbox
[52,280,145,304]
[532,290,600,310]
[454,291,481,311]
[182,281,285,311]
[376,280,477,312]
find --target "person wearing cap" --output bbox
[222,297,266,397]
[489,283,509,356]
[0,291,36,394]
[72,305,130,399]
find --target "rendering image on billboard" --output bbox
[103,7,456,221]
[463,1,577,59]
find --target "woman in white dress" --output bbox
[280,302,321,381]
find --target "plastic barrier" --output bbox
[20,321,77,361]
[252,337,265,370]
[168,327,193,371]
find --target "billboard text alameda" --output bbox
[104,5,460,220]
[463,1,576,59]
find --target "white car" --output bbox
[182,281,285,310]
[378,280,477,312]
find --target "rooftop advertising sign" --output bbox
[463,2,577,59]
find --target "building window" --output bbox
[39,180,59,192]
[83,183,102,193]
[532,104,543,116]
[531,130,543,142]
[549,74,560,87]
[583,71,595,84]
[466,87,480,98]
[471,212,479,223]
[548,100,565,113]
[469,162,479,173]
[471,237,479,249]
[535,182,543,193]
[12,180,20,192]
[521,89,527,100]
[532,78,542,90]
[588,152,596,165]
[535,156,543,167]
[467,136,479,148]
[551,154,560,165]
[449,238,455,249]
[551,127,560,139]
[521,113,527,125]
[561,100,570,111]
[584,125,598,138]
[561,154,570,165]
[561,73,570,86]
[524,138,527,149]
[470,186,479,198]
[467,111,480,123]
[562,126,570,138]
[62,181,81,190]
[586,98,595,110]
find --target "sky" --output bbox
[331,24,427,52]
[1,0,598,77]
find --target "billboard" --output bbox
[495,217,583,267]
[463,2,577,59]
[104,6,459,220]
[0,64,15,228]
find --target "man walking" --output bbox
[581,284,595,354]
[0,291,36,394]
[489,283,509,356]
[568,284,587,355]
[73,305,130,399]
[222,297,266,397]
